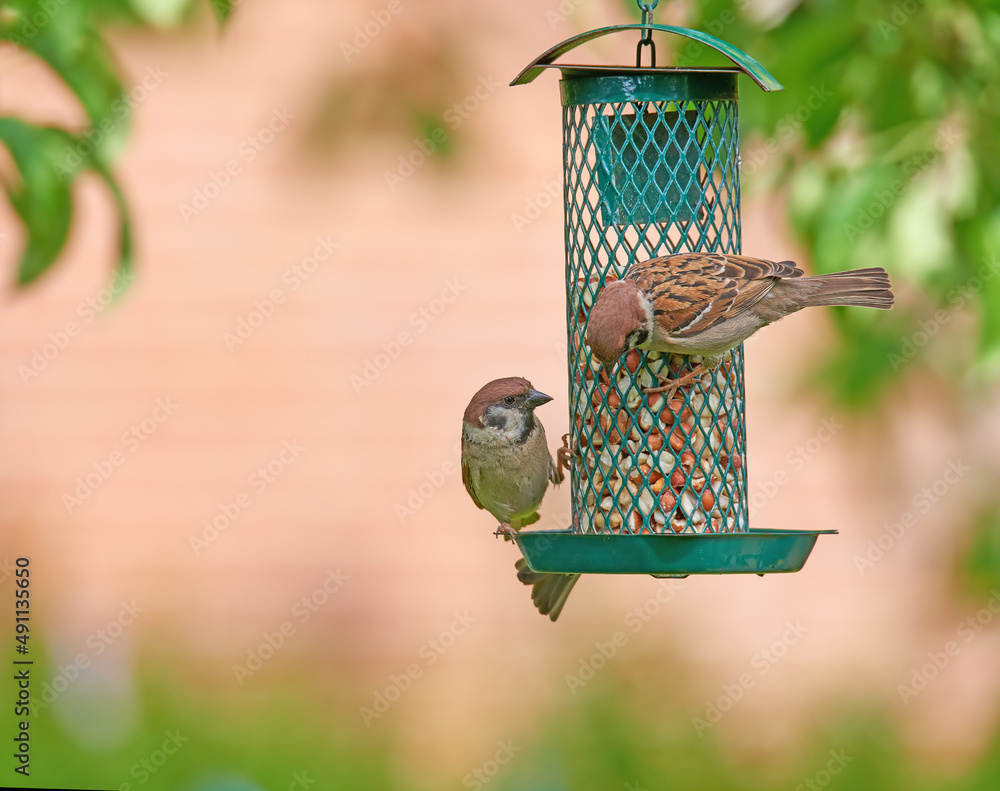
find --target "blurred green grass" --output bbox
[7,650,1000,791]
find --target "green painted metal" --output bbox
[560,70,738,106]
[561,72,746,538]
[510,25,830,574]
[510,529,838,576]
[510,25,783,93]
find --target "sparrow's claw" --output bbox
[643,364,709,395]
[555,433,576,481]
[494,523,517,541]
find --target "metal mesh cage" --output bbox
[563,70,748,536]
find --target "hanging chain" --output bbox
[636,0,658,68]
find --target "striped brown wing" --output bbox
[626,253,803,338]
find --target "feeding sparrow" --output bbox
[587,253,894,390]
[461,377,578,621]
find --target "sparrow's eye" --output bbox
[503,396,515,405]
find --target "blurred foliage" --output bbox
[0,0,229,287]
[960,507,1000,596]
[2,657,399,790]
[303,20,469,165]
[677,0,1000,407]
[10,654,1000,791]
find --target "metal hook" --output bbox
[636,37,657,68]
[635,0,657,68]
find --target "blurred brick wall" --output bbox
[1,0,995,773]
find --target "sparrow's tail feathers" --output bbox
[515,559,580,622]
[798,267,895,309]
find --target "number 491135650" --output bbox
[14,557,29,651]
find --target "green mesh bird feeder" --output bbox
[508,3,835,578]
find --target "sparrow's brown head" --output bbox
[586,280,649,371]
[463,377,553,429]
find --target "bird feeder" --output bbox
[509,4,834,577]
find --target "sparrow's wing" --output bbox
[461,455,486,511]
[628,253,804,339]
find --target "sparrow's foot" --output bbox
[644,364,709,395]
[494,523,517,541]
[556,433,575,482]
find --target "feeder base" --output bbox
[510,529,836,577]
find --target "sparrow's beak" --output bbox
[602,360,617,377]
[523,388,553,409]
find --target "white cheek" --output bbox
[479,407,528,444]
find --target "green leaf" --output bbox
[33,36,129,162]
[128,0,192,27]
[0,118,74,285]
[2,3,130,162]
[0,117,133,288]
[208,0,233,24]
[89,155,135,285]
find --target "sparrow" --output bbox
[586,253,894,391]
[461,377,579,621]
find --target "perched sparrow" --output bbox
[461,377,579,621]
[587,253,894,390]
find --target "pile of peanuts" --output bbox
[571,278,745,535]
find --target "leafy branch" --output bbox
[686,0,1000,406]
[0,0,231,286]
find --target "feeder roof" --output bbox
[511,24,783,93]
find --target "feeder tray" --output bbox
[510,9,834,577]
[510,529,838,578]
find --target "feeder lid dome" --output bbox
[511,24,783,93]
